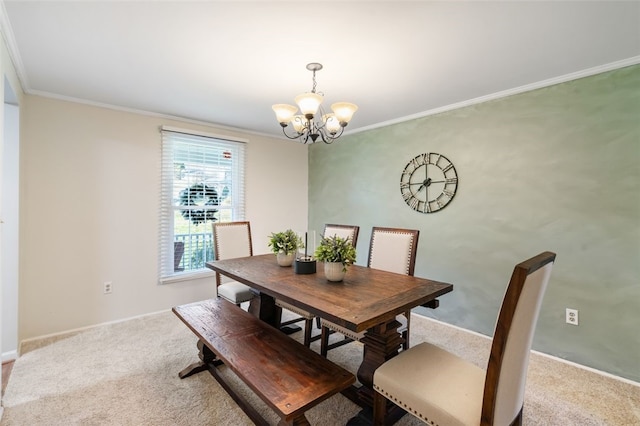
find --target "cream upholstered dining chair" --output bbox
[322,224,360,248]
[275,224,359,347]
[373,251,556,426]
[211,221,254,306]
[319,226,419,357]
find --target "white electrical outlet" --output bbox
[103,282,113,294]
[566,308,578,325]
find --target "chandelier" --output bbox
[272,63,358,144]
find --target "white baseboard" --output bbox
[417,314,640,388]
[1,350,17,363]
[18,309,171,354]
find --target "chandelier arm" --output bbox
[281,123,317,144]
[329,126,345,140]
[318,130,332,144]
[318,126,344,144]
[302,132,313,144]
[280,126,304,140]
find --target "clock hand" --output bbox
[409,178,436,186]
[416,178,431,193]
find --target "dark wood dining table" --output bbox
[206,253,453,425]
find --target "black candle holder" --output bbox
[295,231,316,274]
[294,256,316,274]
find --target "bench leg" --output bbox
[178,361,208,379]
[178,340,222,379]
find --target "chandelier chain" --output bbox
[311,69,317,93]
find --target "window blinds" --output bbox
[159,127,246,282]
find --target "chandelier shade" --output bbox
[323,114,341,134]
[272,104,298,124]
[292,115,306,133]
[295,92,323,117]
[331,102,358,124]
[272,62,357,144]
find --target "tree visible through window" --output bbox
[159,128,246,282]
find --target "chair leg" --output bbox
[373,389,387,426]
[315,316,321,329]
[320,326,330,357]
[402,310,411,350]
[303,318,313,347]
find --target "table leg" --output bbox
[347,319,405,425]
[278,413,311,426]
[248,290,303,334]
[248,289,280,327]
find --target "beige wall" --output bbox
[19,95,308,340]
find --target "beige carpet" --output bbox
[1,309,638,425]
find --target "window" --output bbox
[159,127,246,282]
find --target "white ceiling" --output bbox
[2,1,639,139]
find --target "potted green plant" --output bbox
[314,234,357,281]
[268,229,304,267]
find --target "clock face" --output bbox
[400,153,458,213]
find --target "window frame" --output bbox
[159,126,247,284]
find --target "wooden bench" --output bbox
[173,298,356,426]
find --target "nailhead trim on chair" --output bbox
[373,384,438,426]
[369,230,415,275]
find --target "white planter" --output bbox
[324,262,346,282]
[276,252,295,267]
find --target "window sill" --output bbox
[160,269,215,285]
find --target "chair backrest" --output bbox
[367,227,419,276]
[323,224,360,247]
[482,251,556,425]
[212,221,253,286]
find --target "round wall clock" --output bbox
[400,153,458,213]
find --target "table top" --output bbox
[207,254,453,333]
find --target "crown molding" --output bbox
[350,55,640,136]
[0,1,29,90]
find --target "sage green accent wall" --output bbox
[309,65,640,381]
